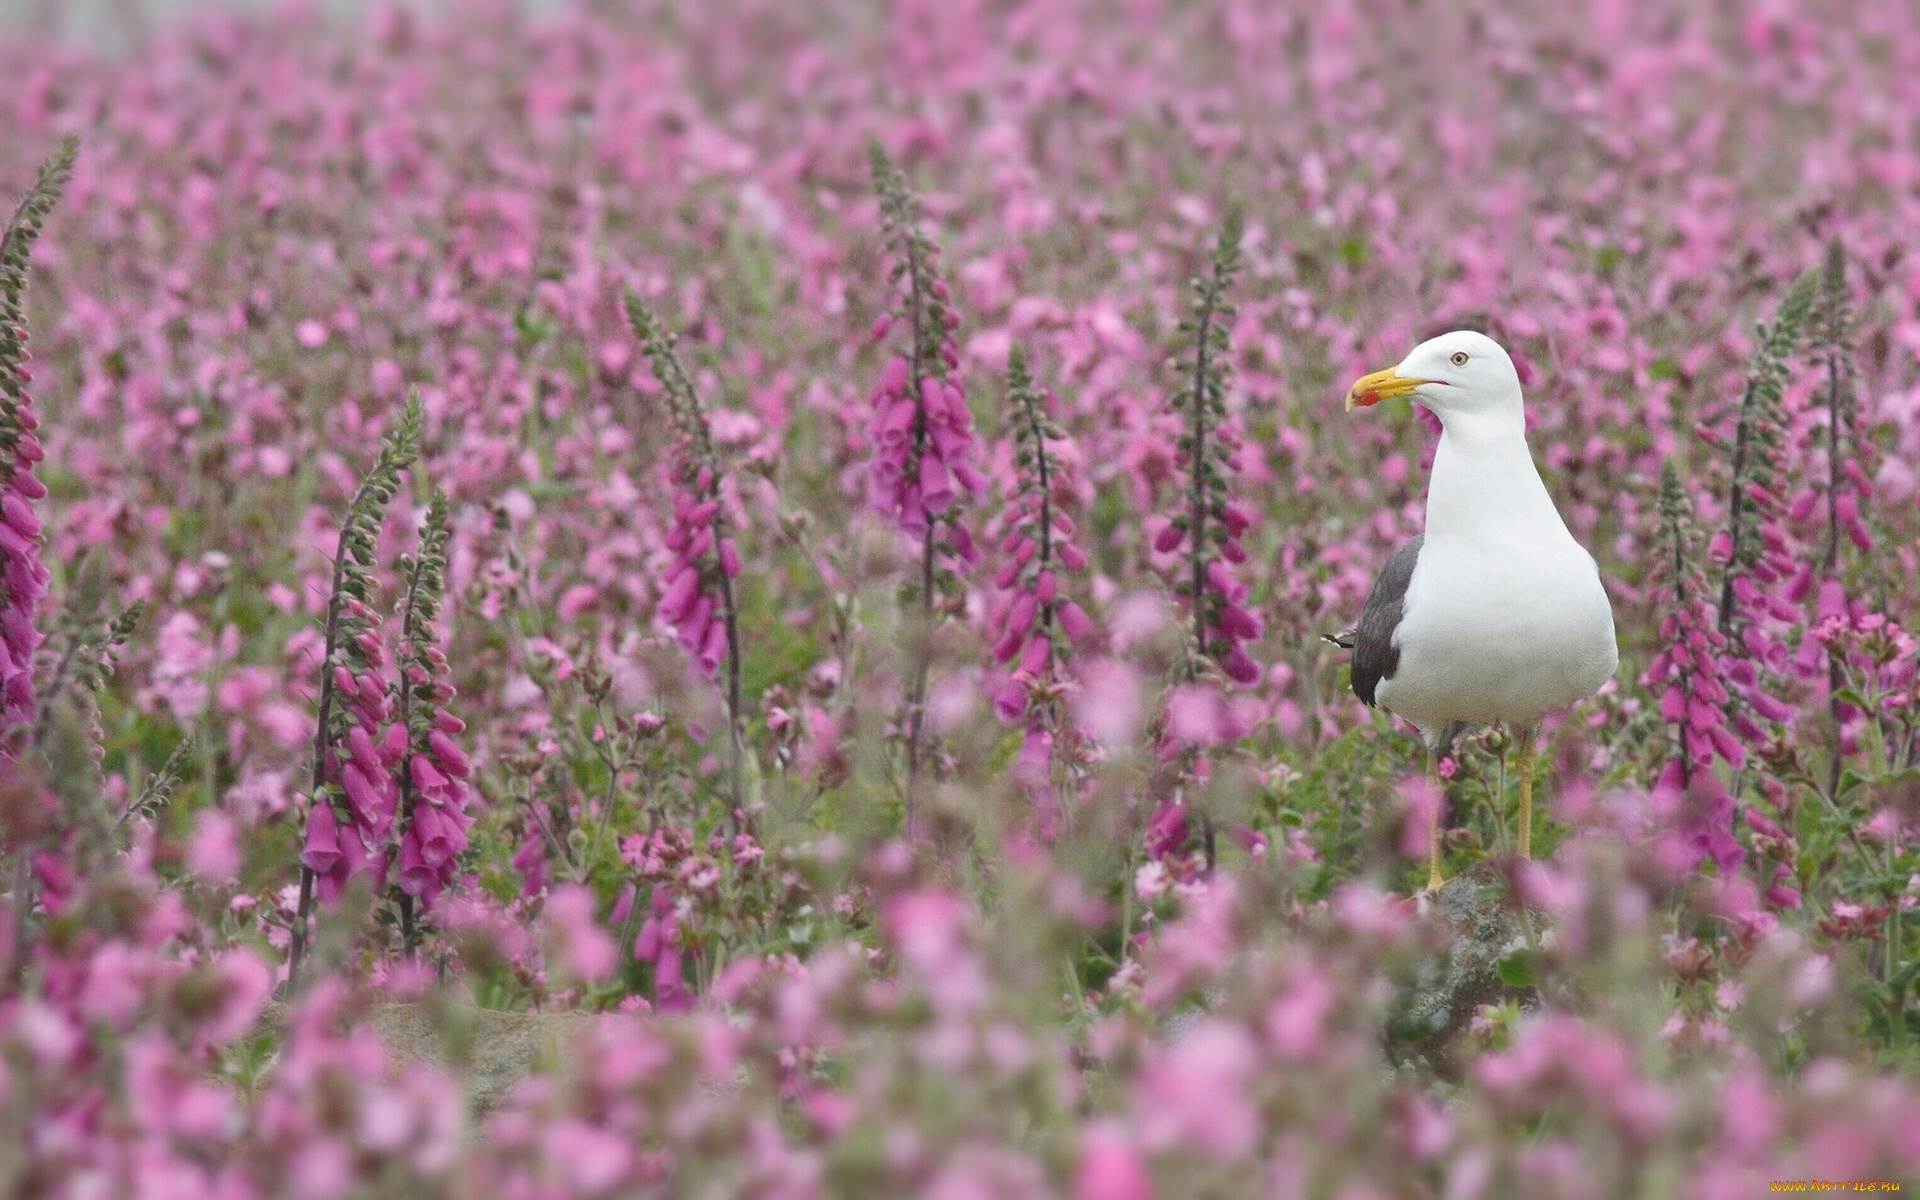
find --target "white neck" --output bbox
[1424,413,1568,547]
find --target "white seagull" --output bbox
[1336,330,1617,892]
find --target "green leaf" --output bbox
[1832,686,1874,713]
[1858,984,1893,1026]
[1496,950,1539,989]
[514,305,556,346]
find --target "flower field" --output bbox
[2,1,1919,1194]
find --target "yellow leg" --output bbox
[1425,756,1447,893]
[1515,727,1537,861]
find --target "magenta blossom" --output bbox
[987,346,1099,831]
[1642,461,1744,872]
[392,492,472,917]
[865,143,986,565]
[305,594,404,906]
[0,140,71,750]
[630,296,744,686]
[635,889,693,1015]
[1156,206,1259,688]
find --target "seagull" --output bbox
[1333,330,1617,892]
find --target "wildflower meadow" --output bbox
[2,1,1919,1195]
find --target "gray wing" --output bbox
[1351,534,1422,708]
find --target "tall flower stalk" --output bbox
[392,490,471,952]
[0,138,73,991]
[626,292,747,816]
[1810,239,1865,583]
[1714,269,1815,641]
[989,345,1096,831]
[1644,459,1744,871]
[1157,201,1259,688]
[1710,270,1815,749]
[1144,203,1257,873]
[34,586,142,754]
[1802,239,1870,798]
[0,137,75,758]
[288,393,422,985]
[866,141,985,833]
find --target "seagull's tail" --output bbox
[1321,628,1357,650]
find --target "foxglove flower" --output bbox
[511,833,549,898]
[291,395,422,978]
[988,345,1099,827]
[392,490,472,923]
[1792,241,1880,800]
[867,141,987,815]
[0,138,74,752]
[628,292,750,808]
[312,593,405,906]
[628,293,744,687]
[1145,205,1255,871]
[1796,239,1875,580]
[1709,269,1814,744]
[634,888,693,1015]
[1155,203,1260,688]
[1643,460,1744,871]
[865,142,987,557]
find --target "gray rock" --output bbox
[256,997,593,1114]
[1384,860,1540,1079]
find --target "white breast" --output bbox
[1377,533,1617,729]
[1374,419,1619,732]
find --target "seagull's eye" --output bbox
[1449,351,1470,367]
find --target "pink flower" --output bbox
[630,299,744,685]
[1074,659,1142,751]
[427,730,469,778]
[634,891,695,1014]
[1076,1121,1156,1200]
[866,148,983,578]
[397,830,435,898]
[300,799,343,875]
[1134,1022,1261,1162]
[1156,211,1258,692]
[1265,969,1336,1059]
[544,884,616,984]
[545,1119,633,1194]
[1145,801,1188,860]
[1642,463,1744,871]
[1058,601,1095,643]
[985,345,1100,821]
[993,676,1029,724]
[203,950,272,1046]
[510,835,548,898]
[186,810,242,886]
[1399,775,1445,862]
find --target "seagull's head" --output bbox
[1345,330,1524,432]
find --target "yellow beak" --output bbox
[1345,367,1429,411]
